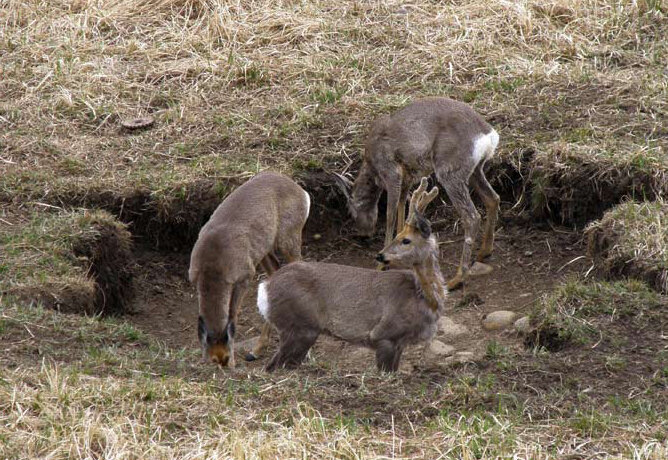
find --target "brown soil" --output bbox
[129,220,590,372]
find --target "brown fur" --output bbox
[348,97,500,290]
[189,171,310,367]
[261,178,446,372]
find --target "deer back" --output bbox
[189,172,309,283]
[365,97,494,177]
[264,262,437,345]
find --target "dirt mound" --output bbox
[0,210,134,315]
[586,200,667,294]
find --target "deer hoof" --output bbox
[446,277,464,291]
[476,250,492,262]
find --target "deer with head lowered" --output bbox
[339,97,500,290]
[258,178,447,372]
[189,171,310,367]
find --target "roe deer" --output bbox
[341,97,500,291]
[189,171,310,367]
[258,178,447,372]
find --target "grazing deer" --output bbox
[341,97,500,290]
[189,171,310,367]
[258,178,447,372]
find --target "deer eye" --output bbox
[402,238,411,245]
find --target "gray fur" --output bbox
[349,97,500,289]
[189,171,309,366]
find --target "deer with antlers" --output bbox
[340,97,500,290]
[258,178,447,372]
[189,171,310,367]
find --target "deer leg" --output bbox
[375,340,400,372]
[396,187,410,234]
[384,184,401,248]
[259,253,280,274]
[250,242,302,362]
[391,344,405,372]
[227,280,250,368]
[439,175,480,291]
[246,255,280,362]
[470,165,500,262]
[265,329,318,372]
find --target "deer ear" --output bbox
[416,214,431,238]
[198,316,207,347]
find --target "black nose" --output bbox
[376,253,385,262]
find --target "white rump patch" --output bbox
[471,129,499,166]
[303,189,311,221]
[257,281,271,321]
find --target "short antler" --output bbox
[407,177,439,224]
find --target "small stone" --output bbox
[313,233,322,240]
[524,250,533,257]
[469,261,493,277]
[482,310,517,331]
[438,316,469,340]
[514,316,531,334]
[426,340,455,357]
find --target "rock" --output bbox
[469,261,493,277]
[438,316,469,340]
[482,310,517,331]
[312,233,322,240]
[426,340,455,357]
[514,316,531,334]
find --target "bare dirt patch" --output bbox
[128,220,589,371]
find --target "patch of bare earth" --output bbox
[130,220,588,372]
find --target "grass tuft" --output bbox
[586,199,667,294]
[0,209,133,315]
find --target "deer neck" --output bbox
[412,251,447,314]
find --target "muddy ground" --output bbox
[129,216,590,372]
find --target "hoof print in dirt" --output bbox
[481,310,517,331]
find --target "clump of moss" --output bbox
[0,210,134,315]
[586,200,667,294]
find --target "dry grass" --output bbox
[1,299,666,459]
[1,0,666,235]
[1,1,668,458]
[0,209,133,314]
[586,199,667,293]
[526,276,665,349]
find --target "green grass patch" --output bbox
[586,199,667,293]
[0,210,133,315]
[526,278,665,350]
